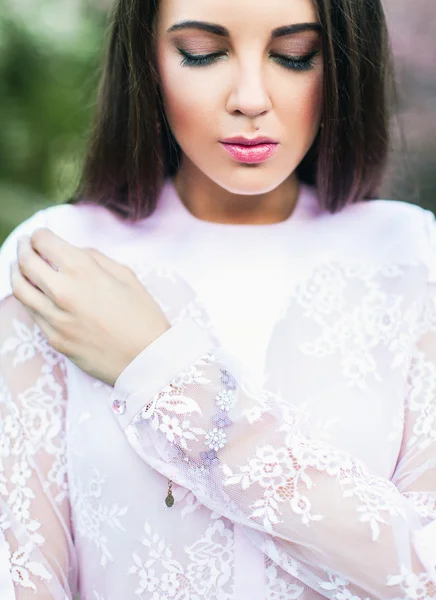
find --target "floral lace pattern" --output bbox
[1,199,436,599]
[128,517,234,599]
[121,260,436,599]
[0,296,77,597]
[69,464,129,567]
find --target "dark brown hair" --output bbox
[67,0,395,220]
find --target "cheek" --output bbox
[157,53,220,139]
[284,71,324,136]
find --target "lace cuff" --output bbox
[109,317,216,428]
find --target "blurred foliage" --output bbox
[0,1,107,242]
[0,0,435,244]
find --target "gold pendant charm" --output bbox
[165,479,174,507]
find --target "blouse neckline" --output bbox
[158,177,321,231]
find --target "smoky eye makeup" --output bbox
[273,33,321,56]
[176,45,321,72]
[270,34,322,71]
[172,28,322,71]
[176,49,320,72]
[171,34,222,55]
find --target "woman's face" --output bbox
[155,0,323,195]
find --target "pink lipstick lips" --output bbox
[220,136,279,164]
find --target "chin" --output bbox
[211,168,296,196]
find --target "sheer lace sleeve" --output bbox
[0,215,78,598]
[107,290,436,598]
[391,281,436,581]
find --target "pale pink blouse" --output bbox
[0,179,435,600]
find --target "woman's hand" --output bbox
[10,228,171,387]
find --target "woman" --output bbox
[0,0,435,598]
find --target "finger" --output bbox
[85,248,137,283]
[10,261,58,320]
[25,306,61,353]
[17,236,60,299]
[25,305,57,345]
[30,228,85,272]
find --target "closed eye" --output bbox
[178,49,225,67]
[177,48,320,72]
[270,50,319,71]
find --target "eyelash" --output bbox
[178,49,319,72]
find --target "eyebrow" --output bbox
[167,21,321,39]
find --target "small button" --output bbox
[113,398,126,415]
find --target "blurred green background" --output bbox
[1,0,435,244]
[0,0,108,242]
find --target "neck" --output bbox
[172,161,300,226]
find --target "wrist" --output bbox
[118,318,171,384]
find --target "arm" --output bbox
[107,292,436,599]
[0,214,78,598]
[0,294,78,598]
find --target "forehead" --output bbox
[156,0,319,36]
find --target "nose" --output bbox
[226,57,273,119]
